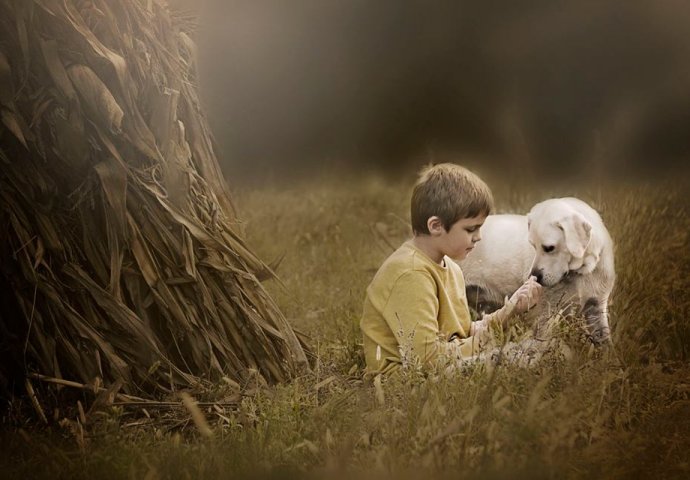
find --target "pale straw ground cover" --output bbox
[2,172,689,479]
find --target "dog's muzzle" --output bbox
[530,269,544,285]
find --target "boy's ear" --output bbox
[427,216,445,235]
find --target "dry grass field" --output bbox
[2,171,689,479]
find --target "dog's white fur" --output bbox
[459,198,615,343]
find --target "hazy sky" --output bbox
[196,0,690,181]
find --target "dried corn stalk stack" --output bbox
[0,0,309,399]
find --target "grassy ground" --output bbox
[2,171,689,479]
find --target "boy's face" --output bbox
[435,214,487,260]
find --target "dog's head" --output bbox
[527,199,593,287]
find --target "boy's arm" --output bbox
[471,301,517,334]
[471,276,542,333]
[381,270,445,364]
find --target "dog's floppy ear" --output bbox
[557,213,592,258]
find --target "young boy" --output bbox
[360,163,542,374]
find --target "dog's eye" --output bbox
[542,245,555,253]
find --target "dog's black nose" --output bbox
[531,269,544,285]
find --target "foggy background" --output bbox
[193,0,690,182]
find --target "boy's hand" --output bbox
[509,276,542,313]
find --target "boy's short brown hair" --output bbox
[411,163,494,235]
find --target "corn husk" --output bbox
[0,0,310,400]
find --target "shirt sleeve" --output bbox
[381,270,443,364]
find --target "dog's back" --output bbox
[459,214,532,309]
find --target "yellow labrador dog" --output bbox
[459,198,615,344]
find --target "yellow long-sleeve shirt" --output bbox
[360,240,482,374]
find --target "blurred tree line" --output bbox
[191,0,690,181]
